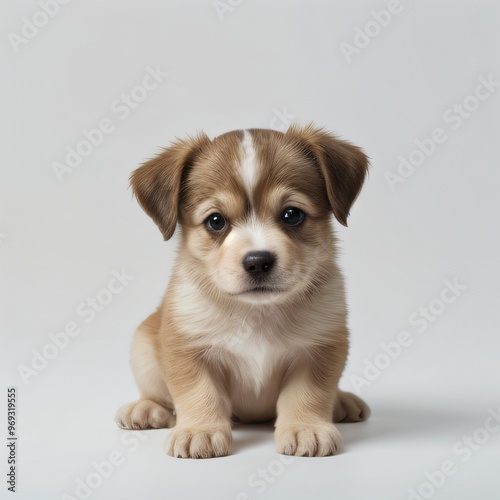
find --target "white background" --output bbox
[1,1,499,499]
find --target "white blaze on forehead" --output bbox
[240,130,258,200]
[234,132,275,252]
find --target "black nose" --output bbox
[242,251,276,275]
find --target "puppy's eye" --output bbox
[205,213,226,232]
[281,207,305,226]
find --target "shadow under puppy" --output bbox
[116,124,370,458]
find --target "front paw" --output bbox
[275,422,342,457]
[115,399,176,429]
[165,425,232,458]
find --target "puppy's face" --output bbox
[179,130,335,303]
[131,126,368,304]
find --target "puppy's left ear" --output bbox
[287,124,369,226]
[130,133,211,240]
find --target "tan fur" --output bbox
[116,125,371,458]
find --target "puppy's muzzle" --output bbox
[242,251,276,277]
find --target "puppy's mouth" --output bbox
[247,285,282,293]
[231,285,284,296]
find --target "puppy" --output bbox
[116,124,370,458]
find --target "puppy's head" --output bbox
[131,125,368,304]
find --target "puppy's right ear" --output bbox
[130,133,211,240]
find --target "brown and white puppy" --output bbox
[115,124,370,458]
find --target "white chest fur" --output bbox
[172,270,344,397]
[215,330,284,396]
[173,278,289,395]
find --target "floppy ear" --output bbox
[286,124,369,226]
[130,133,211,240]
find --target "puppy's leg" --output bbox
[275,337,348,457]
[162,338,232,458]
[115,311,176,430]
[333,390,371,423]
